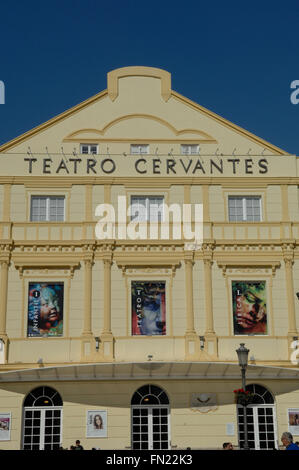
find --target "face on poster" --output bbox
[86,411,107,438]
[132,281,166,336]
[0,414,11,441]
[232,281,267,335]
[288,409,299,434]
[27,282,64,337]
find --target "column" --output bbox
[185,257,195,334]
[3,184,11,222]
[101,253,114,360]
[102,256,112,335]
[81,255,95,360]
[184,254,199,360]
[284,254,298,336]
[281,185,289,222]
[85,184,93,221]
[82,259,93,336]
[203,258,215,334]
[202,185,210,222]
[203,252,218,358]
[0,260,9,364]
[0,260,9,336]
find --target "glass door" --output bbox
[132,406,170,450]
[237,405,277,449]
[23,407,62,450]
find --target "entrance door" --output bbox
[22,386,63,450]
[132,405,170,450]
[238,405,277,450]
[23,407,62,450]
[131,384,170,450]
[237,384,278,450]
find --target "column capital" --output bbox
[0,242,13,262]
[203,257,213,266]
[0,259,10,267]
[83,258,94,268]
[284,256,294,267]
[201,241,215,251]
[282,240,295,253]
[184,252,194,264]
[103,255,113,266]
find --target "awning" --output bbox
[0,361,299,383]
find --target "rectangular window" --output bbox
[31,196,65,222]
[228,196,262,222]
[181,144,199,155]
[130,196,164,222]
[130,144,149,155]
[80,144,98,155]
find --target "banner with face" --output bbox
[27,282,64,337]
[232,281,267,335]
[132,281,166,336]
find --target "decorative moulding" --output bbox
[190,393,218,413]
[107,66,172,102]
[217,260,281,276]
[14,258,80,279]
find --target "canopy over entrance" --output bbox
[0,361,299,383]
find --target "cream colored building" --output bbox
[0,66,298,450]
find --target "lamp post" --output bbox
[236,343,250,450]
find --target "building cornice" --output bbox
[0,176,298,186]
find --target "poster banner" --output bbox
[86,410,107,438]
[288,409,299,435]
[132,281,166,336]
[0,413,11,441]
[27,282,64,337]
[232,281,267,335]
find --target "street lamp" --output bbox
[236,343,250,450]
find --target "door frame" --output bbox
[237,404,278,450]
[22,406,63,450]
[131,404,171,450]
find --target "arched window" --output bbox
[131,384,170,450]
[24,386,63,407]
[245,384,274,405]
[131,384,169,405]
[23,386,63,450]
[238,383,277,450]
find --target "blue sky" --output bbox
[0,0,299,154]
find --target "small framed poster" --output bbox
[86,410,107,438]
[0,413,11,441]
[288,409,299,435]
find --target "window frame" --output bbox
[130,195,165,222]
[80,143,99,155]
[180,144,200,155]
[130,144,150,155]
[30,195,66,222]
[228,195,262,222]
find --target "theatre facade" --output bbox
[0,66,299,450]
